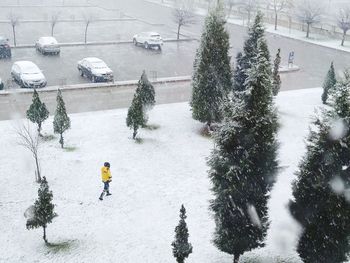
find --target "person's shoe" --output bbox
[106,193,112,196]
[99,197,103,200]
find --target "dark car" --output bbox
[77,57,114,83]
[0,37,11,59]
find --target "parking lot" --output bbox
[0,40,198,87]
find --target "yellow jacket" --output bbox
[101,166,112,182]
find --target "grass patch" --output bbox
[64,146,78,152]
[135,138,144,144]
[143,124,160,130]
[41,134,55,142]
[45,240,77,254]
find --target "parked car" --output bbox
[0,37,11,59]
[35,36,60,55]
[11,61,47,88]
[77,57,114,83]
[0,78,3,90]
[133,32,163,49]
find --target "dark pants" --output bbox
[100,181,110,199]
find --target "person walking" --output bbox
[99,162,112,201]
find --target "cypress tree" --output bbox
[26,176,57,244]
[209,40,278,263]
[171,205,193,263]
[233,52,245,92]
[321,62,337,104]
[235,12,268,92]
[26,89,49,135]
[290,72,350,263]
[126,93,146,140]
[190,2,232,129]
[136,70,155,109]
[272,48,281,96]
[53,89,71,148]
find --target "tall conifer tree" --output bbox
[26,176,57,243]
[171,205,193,263]
[126,93,146,140]
[26,89,49,135]
[209,40,278,263]
[53,89,71,148]
[190,2,232,129]
[290,72,350,263]
[321,62,337,104]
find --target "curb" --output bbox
[0,76,192,95]
[11,38,198,49]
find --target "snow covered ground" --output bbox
[0,88,332,263]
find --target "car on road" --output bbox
[77,57,114,83]
[133,32,163,50]
[35,36,60,55]
[11,61,47,88]
[0,37,11,59]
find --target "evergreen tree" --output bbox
[53,89,71,148]
[26,176,57,244]
[171,205,193,263]
[235,12,269,92]
[136,70,155,109]
[26,89,49,135]
[272,48,281,96]
[321,62,337,104]
[126,93,146,139]
[233,52,245,92]
[290,72,350,263]
[209,40,278,263]
[190,2,232,129]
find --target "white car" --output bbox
[11,61,47,88]
[133,32,163,49]
[35,36,60,55]
[77,57,114,83]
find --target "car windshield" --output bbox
[151,34,160,38]
[91,61,107,69]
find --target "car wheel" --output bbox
[79,69,84,77]
[133,38,137,46]
[144,42,149,49]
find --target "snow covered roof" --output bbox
[14,61,40,72]
[142,32,161,36]
[83,57,104,63]
[38,36,58,45]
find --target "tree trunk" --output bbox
[274,13,278,30]
[233,253,240,263]
[306,23,310,38]
[84,23,89,44]
[177,24,181,40]
[59,133,64,148]
[12,26,16,47]
[133,128,137,139]
[38,122,42,135]
[341,30,346,46]
[43,226,48,243]
[51,25,54,36]
[35,154,41,182]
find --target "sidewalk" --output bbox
[145,0,350,53]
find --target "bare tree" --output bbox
[266,0,289,30]
[50,12,60,36]
[296,0,323,38]
[337,7,350,46]
[242,0,259,25]
[224,0,240,19]
[83,13,94,44]
[173,0,196,40]
[16,122,41,182]
[8,13,19,46]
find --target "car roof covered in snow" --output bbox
[142,32,161,36]
[38,36,58,44]
[82,57,104,63]
[14,61,40,71]
[0,36,8,44]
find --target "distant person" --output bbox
[99,162,112,201]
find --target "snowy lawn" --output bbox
[0,88,330,263]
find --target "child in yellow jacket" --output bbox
[99,162,112,201]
